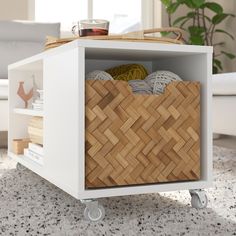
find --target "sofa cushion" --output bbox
[0,79,8,99]
[213,72,236,95]
[0,41,43,79]
[0,20,60,79]
[0,21,60,42]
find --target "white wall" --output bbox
[215,0,236,73]
[161,0,236,73]
[1,0,235,73]
[0,0,160,28]
[0,0,29,20]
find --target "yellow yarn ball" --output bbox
[106,64,148,81]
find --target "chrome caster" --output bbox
[189,189,208,209]
[16,163,26,171]
[81,199,105,222]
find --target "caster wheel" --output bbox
[84,204,105,222]
[191,193,208,209]
[16,163,26,171]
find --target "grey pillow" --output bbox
[0,20,60,79]
[0,41,43,79]
[0,20,60,42]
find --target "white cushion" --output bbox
[0,79,8,99]
[213,72,236,95]
[0,99,8,131]
[0,41,43,79]
[0,20,60,42]
[0,20,60,79]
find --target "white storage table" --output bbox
[8,39,213,221]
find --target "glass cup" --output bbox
[72,19,109,37]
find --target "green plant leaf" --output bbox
[167,2,180,13]
[213,66,218,74]
[183,0,196,9]
[215,29,235,40]
[214,59,223,70]
[183,0,205,9]
[173,16,188,25]
[180,18,191,28]
[203,15,212,22]
[187,12,196,18]
[173,12,195,25]
[176,0,186,3]
[177,12,196,28]
[213,42,226,47]
[221,51,236,59]
[212,13,234,25]
[203,2,223,14]
[160,31,171,37]
[190,35,204,45]
[188,26,205,35]
[161,0,172,7]
[192,0,205,8]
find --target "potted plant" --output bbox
[161,0,235,73]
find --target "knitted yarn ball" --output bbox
[128,80,152,94]
[86,70,113,80]
[106,64,148,81]
[145,71,182,95]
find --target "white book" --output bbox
[34,99,44,104]
[33,109,43,111]
[32,107,43,110]
[24,149,44,165]
[36,90,44,100]
[32,103,43,107]
[28,143,44,156]
[37,89,44,95]
[32,104,44,110]
[32,106,43,111]
[28,150,43,160]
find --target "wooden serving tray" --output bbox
[45,27,184,50]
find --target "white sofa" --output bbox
[0,20,60,146]
[0,80,8,131]
[213,72,236,136]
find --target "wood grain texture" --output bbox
[28,117,43,145]
[85,80,200,188]
[45,28,183,50]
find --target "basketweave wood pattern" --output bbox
[85,80,200,188]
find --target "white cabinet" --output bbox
[8,39,213,202]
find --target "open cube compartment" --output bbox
[84,42,212,192]
[8,61,43,153]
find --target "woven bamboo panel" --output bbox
[85,80,200,188]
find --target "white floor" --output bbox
[0,144,236,235]
[214,135,236,150]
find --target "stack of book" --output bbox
[24,143,44,165]
[32,89,43,111]
[28,116,43,145]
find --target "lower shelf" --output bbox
[9,151,43,169]
[14,108,44,117]
[8,151,212,200]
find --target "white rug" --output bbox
[0,147,235,236]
